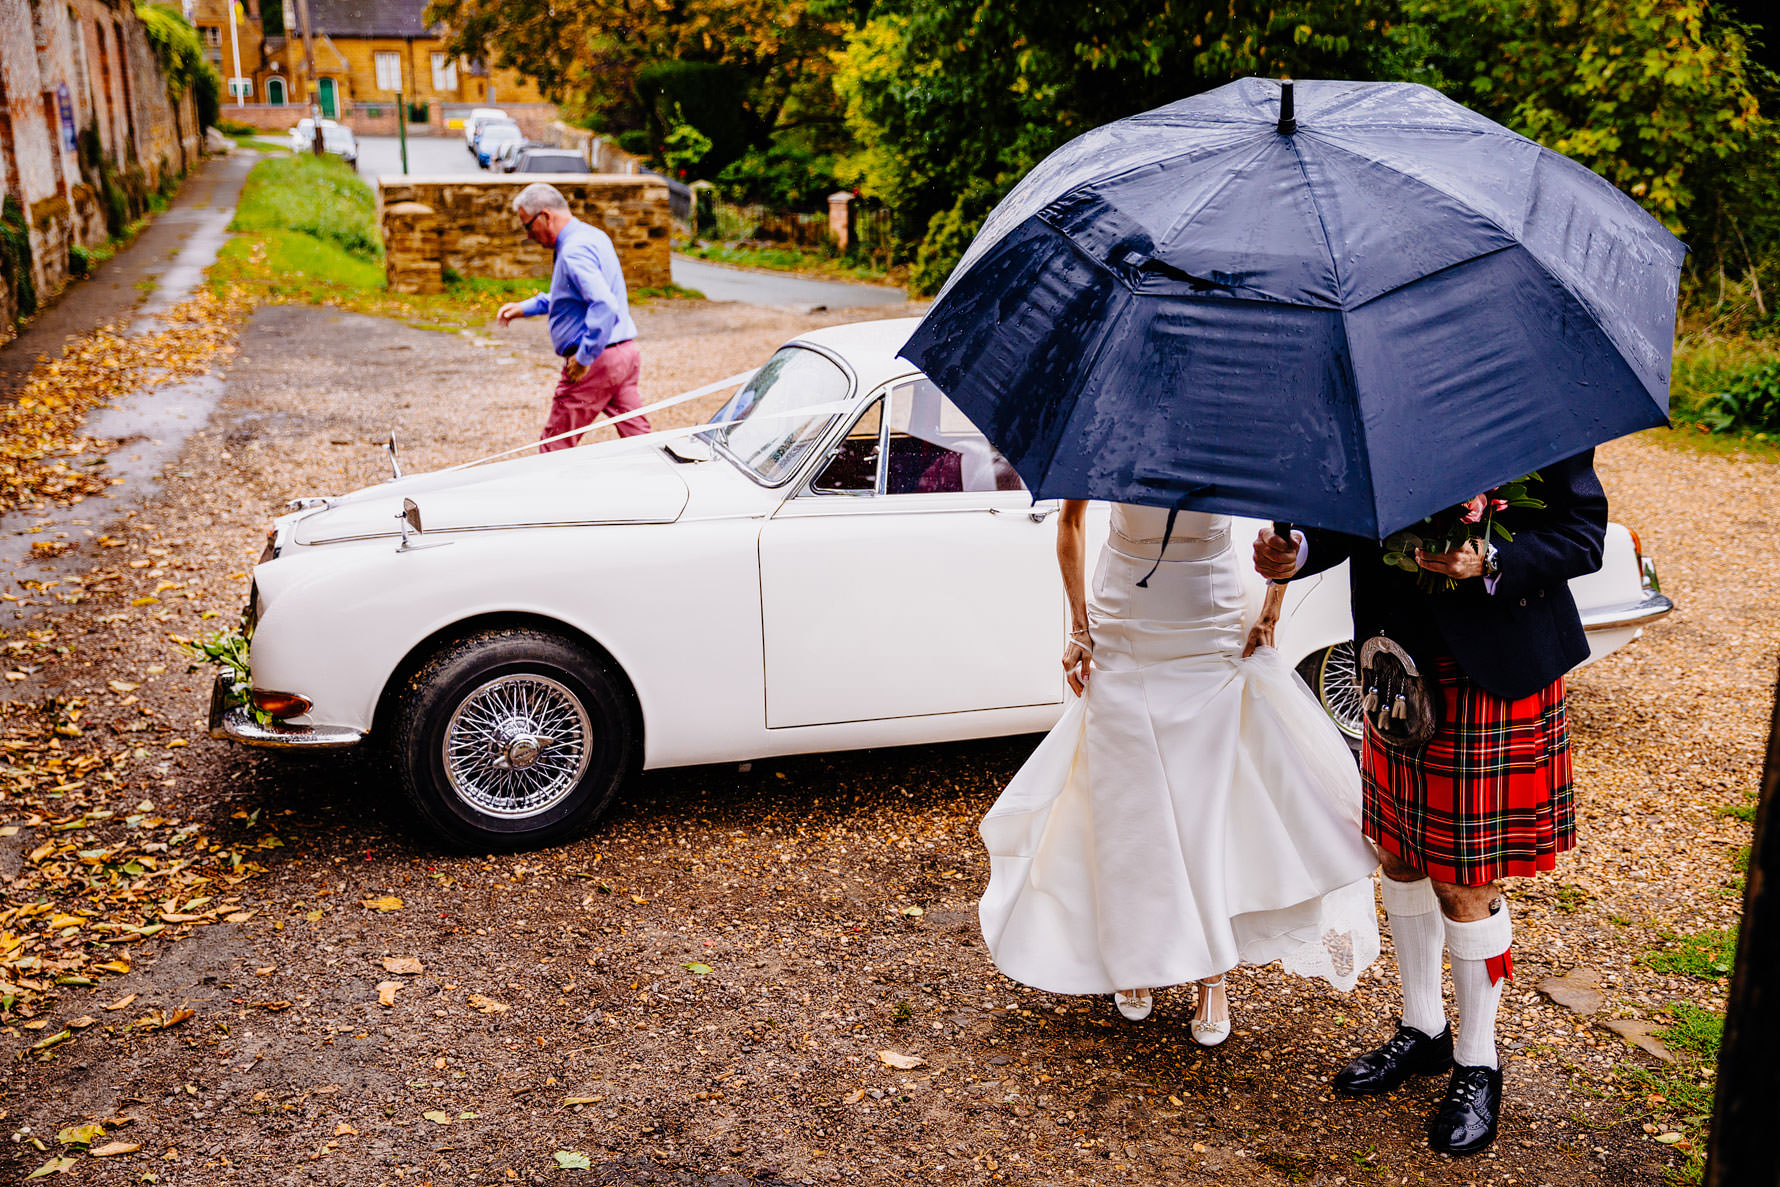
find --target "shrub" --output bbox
[1,196,36,318]
[1703,360,1780,435]
[909,186,997,297]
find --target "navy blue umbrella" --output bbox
[900,77,1686,539]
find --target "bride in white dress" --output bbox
[978,501,1380,1043]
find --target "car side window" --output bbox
[884,378,1024,495]
[810,399,883,494]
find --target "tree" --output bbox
[833,0,1390,292]
[425,0,850,190]
[138,4,222,131]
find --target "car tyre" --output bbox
[1295,641,1364,747]
[394,627,640,850]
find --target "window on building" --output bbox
[375,52,402,92]
[430,52,456,92]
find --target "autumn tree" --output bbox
[832,0,1392,292]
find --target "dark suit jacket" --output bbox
[1296,450,1608,702]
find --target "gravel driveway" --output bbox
[0,294,1770,1186]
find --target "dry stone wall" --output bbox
[376,176,672,295]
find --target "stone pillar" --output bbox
[828,191,856,252]
[383,200,443,295]
[690,181,715,238]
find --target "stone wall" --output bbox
[1,0,203,340]
[376,175,672,294]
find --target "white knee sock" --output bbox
[1380,875,1446,1039]
[1444,901,1514,1070]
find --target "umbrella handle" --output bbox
[1272,521,1297,585]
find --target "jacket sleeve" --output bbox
[1486,449,1608,601]
[1293,528,1359,580]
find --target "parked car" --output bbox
[512,149,593,175]
[212,318,1674,850]
[475,123,523,169]
[494,139,545,172]
[462,107,507,150]
[286,117,337,153]
[318,124,358,168]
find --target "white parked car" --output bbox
[463,106,508,150]
[212,319,1673,849]
[286,117,337,152]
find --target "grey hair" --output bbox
[513,183,571,217]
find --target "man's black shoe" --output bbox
[1332,1022,1454,1096]
[1429,1064,1503,1155]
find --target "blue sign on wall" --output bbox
[56,84,77,152]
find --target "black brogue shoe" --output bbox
[1332,1021,1455,1096]
[1428,1064,1503,1155]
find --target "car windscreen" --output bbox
[699,346,852,486]
[479,122,519,137]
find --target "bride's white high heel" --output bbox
[1191,976,1232,1047]
[1112,988,1154,1021]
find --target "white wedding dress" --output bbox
[979,504,1381,995]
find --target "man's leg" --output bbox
[1432,879,1512,1070]
[1383,852,1447,1040]
[1428,876,1510,1155]
[599,341,650,438]
[539,363,599,453]
[1334,850,1455,1095]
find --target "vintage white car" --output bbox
[212,318,1673,849]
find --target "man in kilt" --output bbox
[1254,449,1607,1155]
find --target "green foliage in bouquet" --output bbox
[1380,473,1546,592]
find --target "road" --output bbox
[353,132,483,181]
[671,255,909,309]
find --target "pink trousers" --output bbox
[539,339,649,452]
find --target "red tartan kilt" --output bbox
[1360,656,1574,886]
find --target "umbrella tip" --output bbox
[1277,78,1297,135]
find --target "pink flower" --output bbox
[1460,494,1487,524]
[1490,497,1509,513]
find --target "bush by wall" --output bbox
[229,154,382,261]
[1,196,37,320]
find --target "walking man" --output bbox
[1253,450,1607,1155]
[497,183,650,450]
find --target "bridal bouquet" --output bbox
[1380,473,1546,592]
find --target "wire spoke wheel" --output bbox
[442,674,594,819]
[1301,641,1364,742]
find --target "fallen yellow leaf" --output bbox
[467,993,509,1014]
[382,956,424,975]
[376,980,403,1008]
[877,1050,926,1070]
[360,895,403,912]
[90,1141,141,1157]
[334,1122,358,1136]
[102,994,137,1011]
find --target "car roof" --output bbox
[789,318,923,390]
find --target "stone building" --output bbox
[1,0,202,339]
[201,0,546,128]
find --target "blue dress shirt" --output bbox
[517,218,638,366]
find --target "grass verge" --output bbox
[217,157,704,328]
[680,240,903,288]
[1651,331,1780,463]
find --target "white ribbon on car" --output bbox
[437,368,759,474]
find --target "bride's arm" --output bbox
[1057,500,1092,695]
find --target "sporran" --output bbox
[1356,636,1440,748]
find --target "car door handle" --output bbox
[990,504,1057,523]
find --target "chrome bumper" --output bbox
[1580,588,1675,632]
[207,674,364,750]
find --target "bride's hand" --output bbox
[1062,632,1092,696]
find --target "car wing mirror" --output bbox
[395,497,451,553]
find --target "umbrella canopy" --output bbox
[900,77,1686,539]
